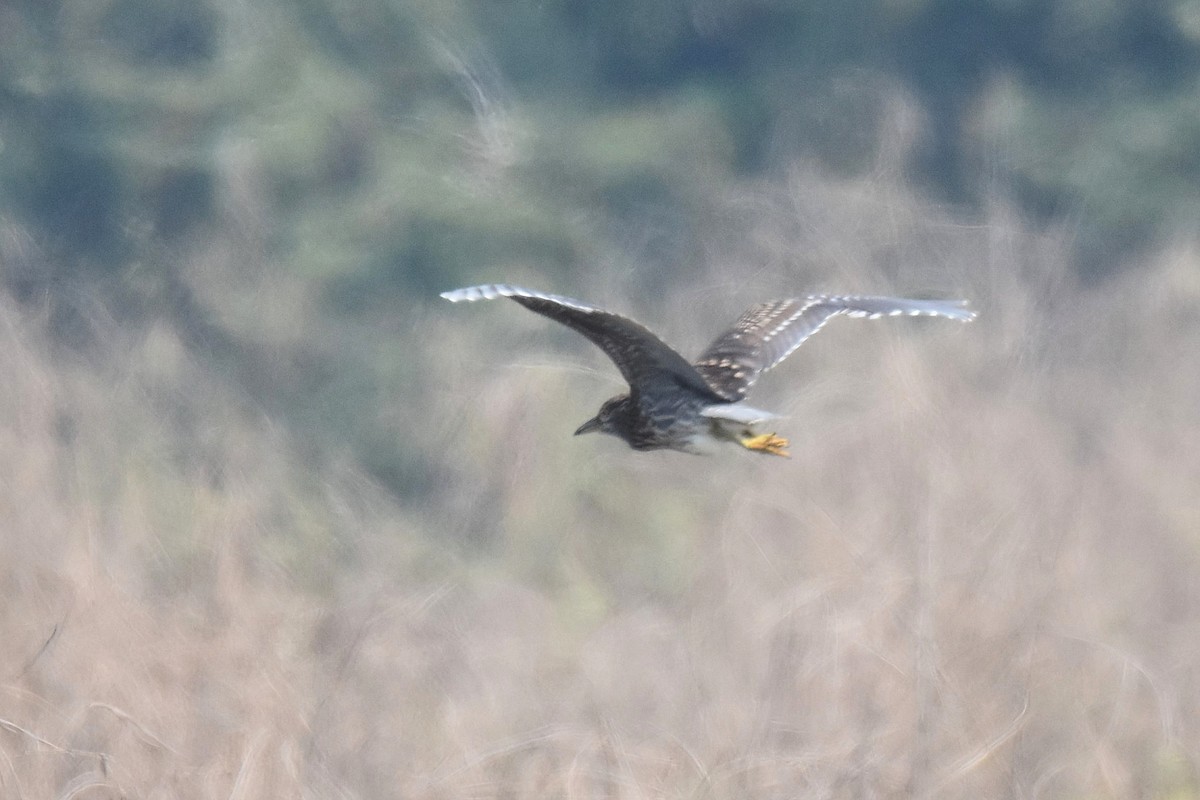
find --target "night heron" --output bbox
[441,284,975,456]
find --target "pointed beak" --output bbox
[574,416,603,436]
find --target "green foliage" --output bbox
[5,0,1199,305]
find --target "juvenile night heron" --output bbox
[441,284,976,456]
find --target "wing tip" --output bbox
[440,284,511,303]
[440,284,603,315]
[892,298,979,322]
[947,301,978,322]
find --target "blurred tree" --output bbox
[2,0,1199,501]
[892,0,1200,271]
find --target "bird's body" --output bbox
[441,284,975,456]
[577,392,779,455]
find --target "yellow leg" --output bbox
[741,432,790,457]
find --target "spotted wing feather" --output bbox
[441,284,720,397]
[694,295,976,400]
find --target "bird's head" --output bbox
[574,394,634,439]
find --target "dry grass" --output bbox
[3,168,1200,799]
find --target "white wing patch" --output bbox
[699,403,777,424]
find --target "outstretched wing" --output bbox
[694,295,976,400]
[441,284,720,397]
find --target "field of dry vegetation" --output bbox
[2,164,1199,798]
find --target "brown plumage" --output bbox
[442,284,976,456]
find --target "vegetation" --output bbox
[1,0,1199,797]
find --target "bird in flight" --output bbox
[441,284,975,457]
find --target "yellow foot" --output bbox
[741,432,790,458]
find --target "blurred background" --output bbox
[1,0,1199,797]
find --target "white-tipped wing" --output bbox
[442,284,721,398]
[694,295,976,400]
